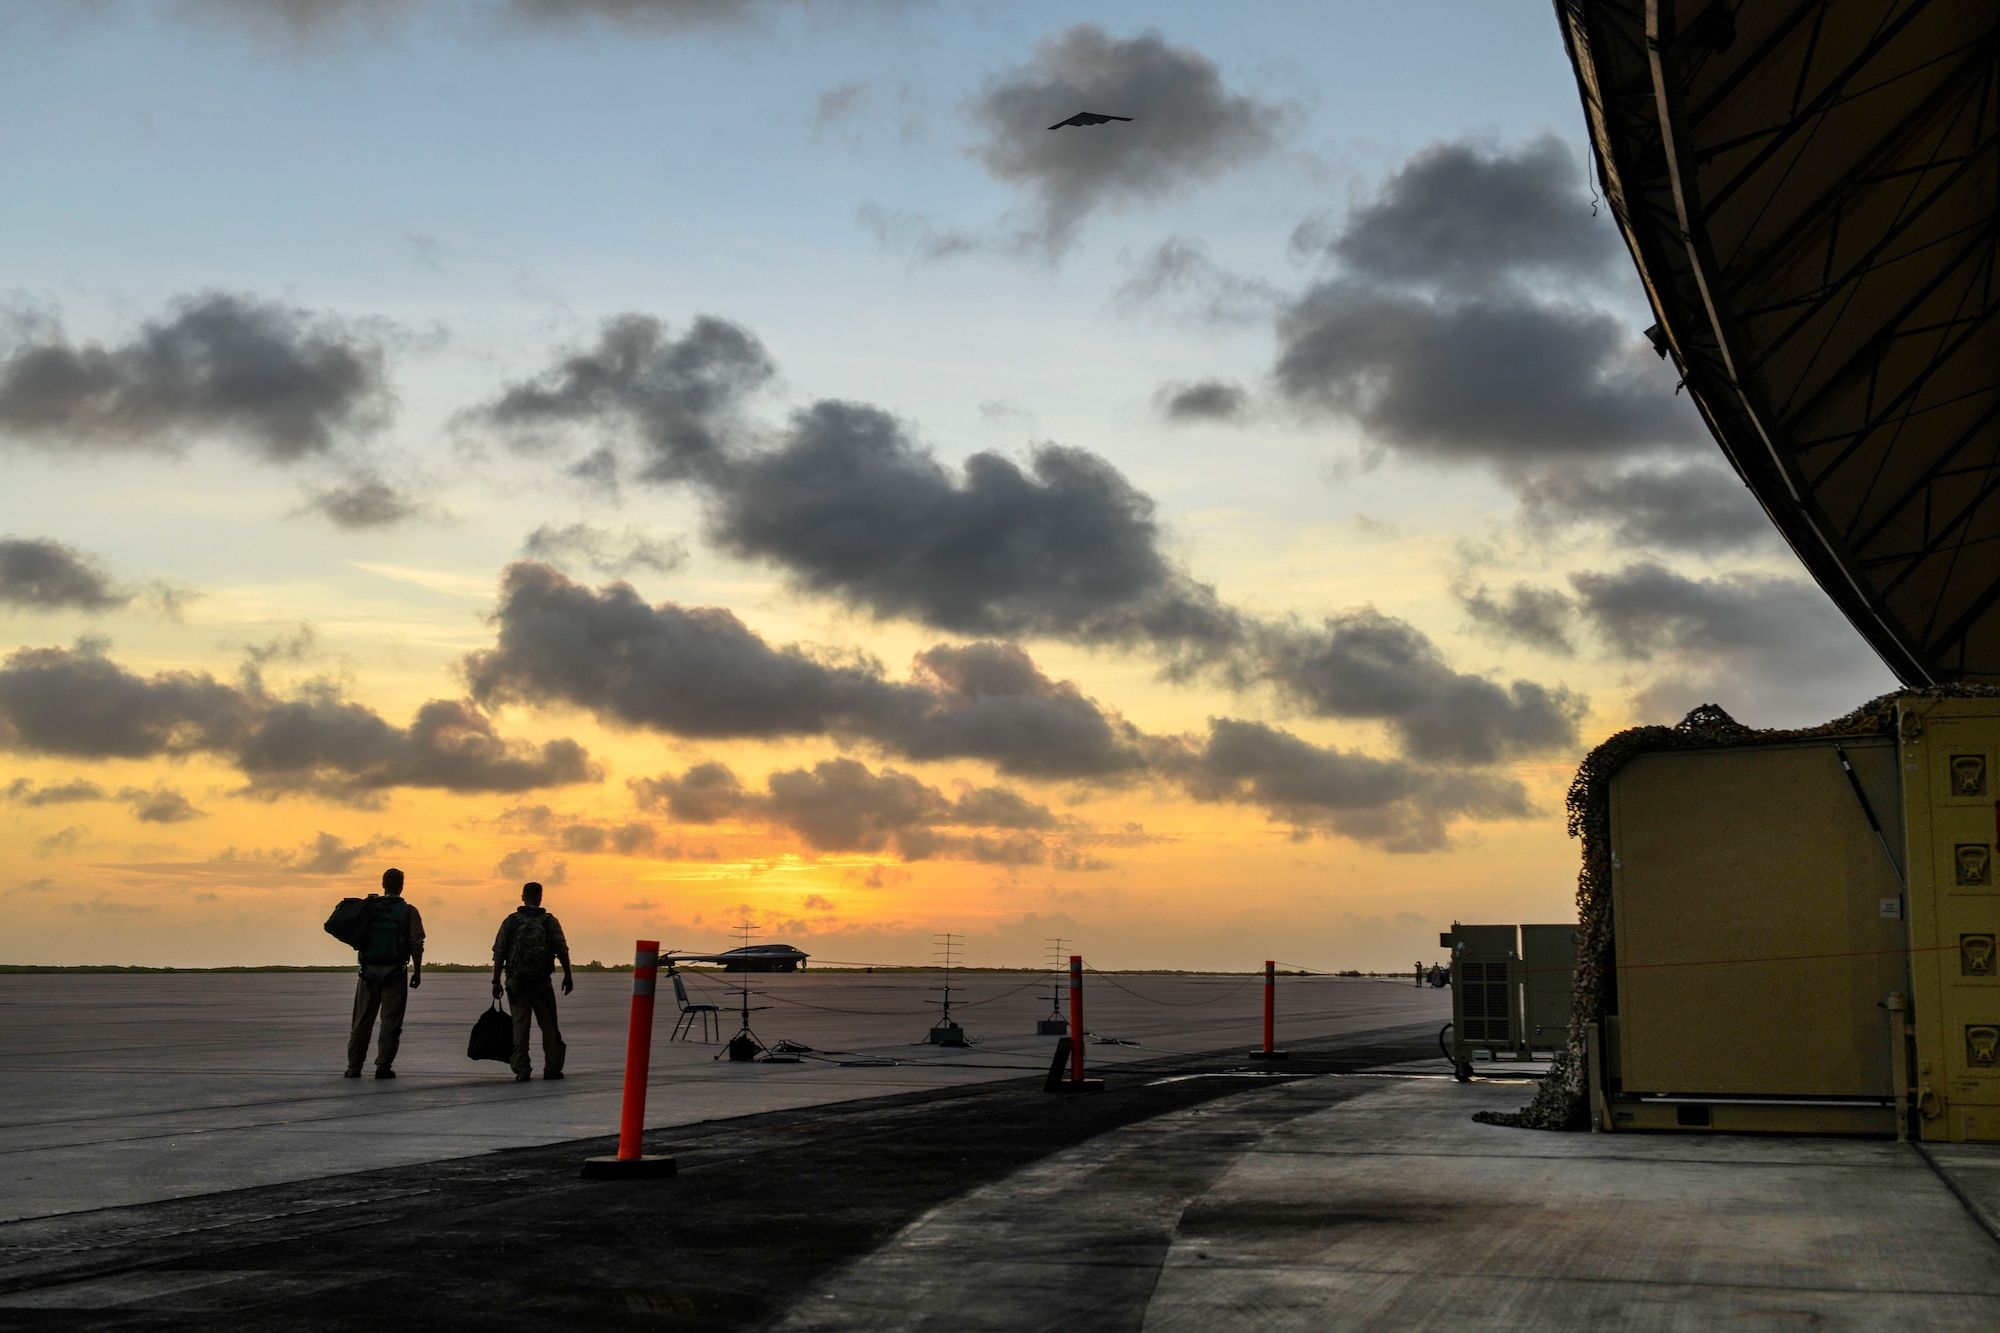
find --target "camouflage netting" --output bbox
[1472,686,2000,1132]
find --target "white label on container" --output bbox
[1880,897,1903,920]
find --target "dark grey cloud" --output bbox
[971,26,1290,253]
[477,315,1595,766]
[122,785,206,823]
[494,847,568,885]
[496,804,660,856]
[706,401,1241,658]
[471,314,772,483]
[5,777,109,806]
[1274,282,1695,463]
[297,476,429,529]
[175,0,837,42]
[1155,379,1248,422]
[634,756,1058,864]
[1115,237,1281,325]
[464,562,1153,779]
[502,0,820,30]
[0,640,597,803]
[0,538,127,612]
[0,294,392,463]
[1455,581,1578,656]
[289,831,393,874]
[175,0,419,40]
[1568,562,1895,727]
[1319,135,1616,288]
[1514,461,1775,551]
[521,522,687,577]
[477,333,1246,659]
[1172,718,1532,853]
[1266,136,1752,556]
[1256,609,1585,764]
[35,826,88,858]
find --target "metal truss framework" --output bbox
[1558,0,2000,683]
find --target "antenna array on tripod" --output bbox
[925,932,967,1047]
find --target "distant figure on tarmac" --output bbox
[347,868,424,1080]
[491,881,572,1082]
[1415,961,1423,988]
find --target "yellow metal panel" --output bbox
[1900,699,2000,1142]
[1610,740,1906,1098]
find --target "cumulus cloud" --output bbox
[0,640,597,803]
[521,522,687,577]
[296,475,431,529]
[706,402,1242,657]
[174,0,838,43]
[1456,581,1578,656]
[1155,379,1248,422]
[34,825,88,857]
[1256,609,1585,764]
[1513,461,1775,551]
[470,314,773,484]
[464,563,1153,778]
[496,803,660,856]
[0,538,129,612]
[474,313,1595,768]
[502,0,822,31]
[1567,562,1894,726]
[495,847,567,885]
[0,293,393,463]
[634,756,1060,865]
[214,830,406,875]
[1274,282,1693,463]
[1170,719,1531,853]
[970,26,1292,254]
[1266,136,1759,554]
[174,0,421,41]
[121,785,206,823]
[1114,237,1281,324]
[469,346,1246,664]
[5,777,109,805]
[1313,135,1618,289]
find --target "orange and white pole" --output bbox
[1069,954,1085,1083]
[1263,960,1275,1052]
[617,939,659,1158]
[1251,958,1288,1059]
[583,939,676,1178]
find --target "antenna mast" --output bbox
[926,932,967,1046]
[1038,937,1069,1034]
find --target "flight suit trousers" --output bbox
[506,974,566,1078]
[348,966,408,1073]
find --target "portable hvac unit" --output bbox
[1443,924,1574,1079]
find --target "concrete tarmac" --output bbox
[0,969,1445,1221]
[5,1028,1998,1331]
[783,1076,2000,1330]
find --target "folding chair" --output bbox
[670,968,720,1042]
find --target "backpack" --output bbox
[506,911,555,975]
[359,898,410,965]
[324,897,375,950]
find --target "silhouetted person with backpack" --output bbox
[491,881,571,1082]
[347,867,424,1079]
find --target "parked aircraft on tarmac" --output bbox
[665,944,811,972]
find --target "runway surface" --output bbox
[0,969,1449,1221]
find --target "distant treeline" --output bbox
[0,964,1395,976]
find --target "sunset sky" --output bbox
[0,0,1896,970]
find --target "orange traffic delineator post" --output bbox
[583,939,676,1179]
[1250,959,1288,1059]
[1044,953,1104,1094]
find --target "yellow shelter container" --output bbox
[1593,693,2000,1140]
